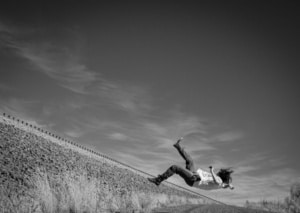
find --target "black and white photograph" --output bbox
[0,1,299,212]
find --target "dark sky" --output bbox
[1,1,299,205]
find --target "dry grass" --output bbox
[0,169,204,213]
[0,176,39,213]
[33,170,107,212]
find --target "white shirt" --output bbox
[193,168,223,190]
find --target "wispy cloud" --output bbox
[92,82,155,116]
[0,21,99,94]
[13,43,98,94]
[1,21,157,122]
[209,131,243,143]
[19,44,98,94]
[0,22,15,47]
[108,132,129,141]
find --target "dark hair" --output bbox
[217,168,233,184]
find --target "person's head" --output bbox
[217,168,234,190]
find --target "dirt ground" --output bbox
[152,204,270,213]
[152,204,203,213]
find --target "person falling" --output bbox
[148,137,234,190]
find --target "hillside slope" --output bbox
[0,114,212,213]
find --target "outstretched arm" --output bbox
[209,166,223,185]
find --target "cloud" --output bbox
[64,129,85,138]
[108,132,129,141]
[1,21,156,120]
[94,82,155,116]
[0,22,15,46]
[13,42,99,94]
[209,131,243,143]
[0,21,98,94]
[231,152,290,176]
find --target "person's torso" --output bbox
[192,169,222,190]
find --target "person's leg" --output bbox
[173,138,195,172]
[148,165,195,186]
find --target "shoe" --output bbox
[147,177,162,186]
[173,137,183,149]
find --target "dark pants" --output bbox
[160,143,199,186]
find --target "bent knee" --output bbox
[170,165,180,171]
[186,162,194,170]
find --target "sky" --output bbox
[0,1,299,206]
